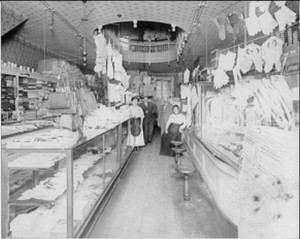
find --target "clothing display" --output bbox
[262,36,284,73]
[213,13,233,40]
[257,1,278,35]
[245,1,262,36]
[94,33,107,74]
[183,68,190,83]
[274,1,297,31]
[244,43,263,72]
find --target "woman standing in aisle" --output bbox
[127,96,145,151]
[160,105,187,156]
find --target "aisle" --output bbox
[89,128,237,238]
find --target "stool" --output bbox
[172,147,186,166]
[171,141,184,148]
[176,165,196,201]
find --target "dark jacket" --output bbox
[158,103,173,135]
[139,102,157,120]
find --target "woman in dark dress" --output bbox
[160,105,187,156]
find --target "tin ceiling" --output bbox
[3,1,243,71]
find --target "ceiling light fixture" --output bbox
[133,19,138,28]
[171,24,176,32]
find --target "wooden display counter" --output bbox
[183,130,239,227]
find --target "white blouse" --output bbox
[166,113,187,129]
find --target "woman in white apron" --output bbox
[127,97,145,151]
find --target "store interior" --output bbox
[1,1,299,238]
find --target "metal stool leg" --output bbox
[183,174,191,201]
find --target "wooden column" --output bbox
[67,149,74,238]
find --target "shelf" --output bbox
[8,199,55,208]
[1,67,57,82]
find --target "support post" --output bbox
[67,149,74,238]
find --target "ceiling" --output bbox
[4,1,297,73]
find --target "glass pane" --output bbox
[72,134,105,236]
[121,120,131,164]
[103,127,119,185]
[7,150,68,238]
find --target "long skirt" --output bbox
[127,118,145,147]
[160,123,182,156]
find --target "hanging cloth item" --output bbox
[228,12,245,40]
[213,13,233,40]
[183,69,190,83]
[191,86,198,110]
[257,1,278,35]
[245,43,263,72]
[212,67,229,89]
[94,33,107,73]
[221,51,236,71]
[236,47,253,74]
[274,1,297,31]
[244,1,262,36]
[262,36,284,73]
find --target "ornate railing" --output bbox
[104,30,178,63]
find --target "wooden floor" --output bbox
[89,128,237,238]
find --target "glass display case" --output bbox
[1,119,133,238]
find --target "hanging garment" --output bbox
[121,74,130,89]
[274,3,297,31]
[213,13,233,40]
[112,50,123,81]
[191,85,198,110]
[245,43,263,72]
[143,75,151,86]
[257,1,278,35]
[212,67,230,89]
[244,1,262,36]
[262,36,284,73]
[236,47,253,74]
[107,56,114,79]
[183,68,190,83]
[228,12,245,40]
[180,84,190,99]
[220,51,236,71]
[94,34,107,73]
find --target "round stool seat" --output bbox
[176,165,196,175]
[170,141,184,147]
[172,147,187,154]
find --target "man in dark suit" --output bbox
[157,96,173,135]
[140,96,157,143]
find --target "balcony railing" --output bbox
[104,30,178,63]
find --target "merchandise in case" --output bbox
[1,119,133,238]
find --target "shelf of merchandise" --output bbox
[1,67,57,124]
[1,119,133,238]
